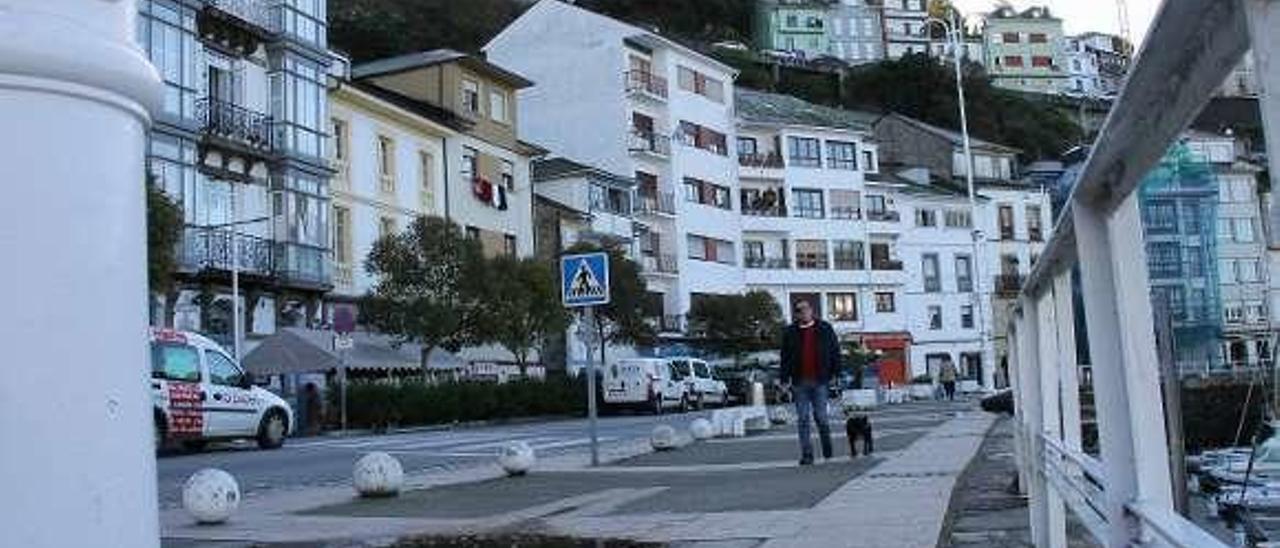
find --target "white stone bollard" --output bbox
[750,381,766,406]
[182,468,240,525]
[769,405,793,425]
[690,418,714,441]
[353,452,404,498]
[651,424,678,451]
[498,441,536,476]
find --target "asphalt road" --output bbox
[156,409,714,509]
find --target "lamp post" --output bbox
[926,11,994,391]
[199,205,269,361]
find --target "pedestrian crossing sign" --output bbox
[561,252,610,307]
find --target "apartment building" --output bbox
[348,51,540,260]
[881,0,930,58]
[1063,32,1131,98]
[487,0,745,332]
[982,6,1067,95]
[929,35,987,69]
[828,0,886,65]
[138,0,333,345]
[754,0,831,58]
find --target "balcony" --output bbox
[642,254,679,275]
[625,70,668,100]
[181,227,273,277]
[197,97,273,155]
[738,153,785,169]
[275,243,332,289]
[629,130,670,158]
[333,261,354,291]
[830,206,862,220]
[198,0,276,55]
[866,210,900,222]
[742,204,787,217]
[745,256,790,270]
[656,314,686,333]
[871,258,903,271]
[636,192,676,216]
[994,273,1023,296]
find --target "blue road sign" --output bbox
[561,252,610,307]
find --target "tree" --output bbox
[147,178,184,326]
[564,243,655,366]
[361,216,487,375]
[479,256,570,374]
[687,290,784,365]
[328,0,527,62]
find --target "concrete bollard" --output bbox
[651,424,678,451]
[182,468,240,525]
[769,405,793,425]
[353,452,404,498]
[689,418,714,441]
[498,441,536,476]
[750,381,766,407]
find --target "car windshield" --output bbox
[151,342,200,382]
[671,360,692,377]
[694,363,710,378]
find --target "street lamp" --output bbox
[925,12,994,391]
[199,184,270,362]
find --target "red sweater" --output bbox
[799,323,819,382]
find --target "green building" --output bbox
[754,0,831,59]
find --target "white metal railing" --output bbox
[1007,0,1270,546]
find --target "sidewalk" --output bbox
[163,399,993,547]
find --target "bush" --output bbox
[911,374,932,384]
[330,376,590,431]
[1181,381,1270,453]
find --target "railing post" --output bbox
[1073,195,1174,546]
[1017,296,1052,547]
[1053,270,1083,455]
[1035,290,1068,548]
[0,1,162,546]
[1008,321,1030,495]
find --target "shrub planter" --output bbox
[843,389,877,410]
[909,383,935,401]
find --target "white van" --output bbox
[603,358,690,413]
[150,328,294,450]
[671,357,729,409]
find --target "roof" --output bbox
[988,6,1059,20]
[241,328,466,375]
[736,89,879,132]
[882,113,1021,154]
[346,81,472,132]
[532,157,635,187]
[352,49,533,89]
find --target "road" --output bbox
[156,409,713,509]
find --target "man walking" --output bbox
[940,357,958,401]
[780,300,840,465]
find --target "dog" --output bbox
[845,415,873,457]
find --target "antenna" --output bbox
[1115,0,1133,52]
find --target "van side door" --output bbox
[203,349,261,436]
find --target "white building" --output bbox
[1063,32,1131,98]
[828,0,886,65]
[881,0,931,58]
[486,0,745,332]
[929,35,987,69]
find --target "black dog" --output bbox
[845,415,873,457]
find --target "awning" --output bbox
[241,328,466,375]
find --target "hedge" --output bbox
[1181,381,1271,453]
[327,375,593,431]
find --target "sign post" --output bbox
[334,306,357,436]
[561,252,610,466]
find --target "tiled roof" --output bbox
[885,113,1021,153]
[532,157,634,187]
[352,49,533,88]
[735,88,880,132]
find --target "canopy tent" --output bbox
[241,327,466,376]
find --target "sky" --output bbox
[951,0,1162,49]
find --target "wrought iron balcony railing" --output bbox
[629,130,671,157]
[738,153,785,169]
[637,192,676,215]
[205,0,276,34]
[196,97,273,151]
[742,204,787,217]
[181,227,273,276]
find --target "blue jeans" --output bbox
[793,382,833,460]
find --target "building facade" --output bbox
[487,0,745,334]
[828,0,886,65]
[881,0,930,58]
[1063,32,1131,98]
[929,34,987,69]
[982,6,1067,95]
[754,0,832,59]
[138,0,333,347]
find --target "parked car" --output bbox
[603,358,690,414]
[150,328,294,451]
[671,357,729,409]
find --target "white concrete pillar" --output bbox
[0,2,161,547]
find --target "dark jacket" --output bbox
[780,320,841,385]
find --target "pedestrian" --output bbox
[779,300,840,465]
[303,382,323,436]
[940,358,958,401]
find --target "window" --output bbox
[788,137,822,167]
[488,89,508,123]
[956,255,973,292]
[461,146,478,180]
[945,210,972,228]
[961,305,974,329]
[829,293,858,321]
[1002,32,1021,43]
[826,140,858,170]
[1235,218,1256,242]
[793,189,825,218]
[998,205,1015,240]
[1251,302,1268,323]
[867,194,888,216]
[683,177,731,210]
[1144,200,1177,233]
[272,53,327,158]
[916,209,938,227]
[744,240,765,264]
[1217,218,1233,239]
[379,216,396,238]
[928,306,943,330]
[377,135,395,178]
[1031,56,1053,68]
[833,240,865,270]
[139,0,199,119]
[796,240,829,269]
[151,342,200,381]
[1225,306,1244,324]
[503,234,517,258]
[1241,259,1262,282]
[331,118,348,161]
[333,205,351,263]
[687,234,735,265]
[1187,245,1205,277]
[1029,33,1047,43]
[875,292,896,313]
[861,150,877,172]
[278,0,326,46]
[461,79,481,114]
[922,253,941,292]
[500,159,515,190]
[419,151,434,209]
[870,242,896,269]
[676,121,727,155]
[1004,55,1024,67]
[1027,205,1043,241]
[676,66,724,103]
[205,350,244,387]
[737,137,758,158]
[465,226,481,240]
[1148,242,1182,278]
[830,190,861,220]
